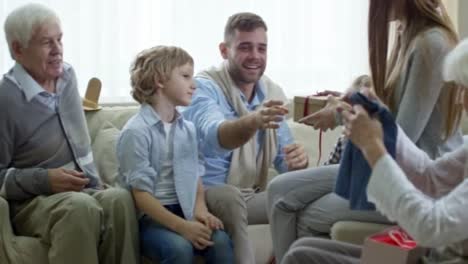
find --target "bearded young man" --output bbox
[183,12,308,264]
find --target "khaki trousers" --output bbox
[10,188,139,264]
[205,184,268,264]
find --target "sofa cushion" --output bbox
[86,106,139,142]
[249,224,273,263]
[287,120,342,167]
[91,121,120,185]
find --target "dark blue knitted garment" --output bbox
[334,92,397,210]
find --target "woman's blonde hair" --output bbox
[130,45,193,104]
[348,75,372,93]
[368,0,463,139]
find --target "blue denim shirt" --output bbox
[182,77,293,187]
[117,104,203,220]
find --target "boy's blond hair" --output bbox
[130,45,194,104]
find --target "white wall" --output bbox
[0,0,370,103]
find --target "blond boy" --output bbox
[117,46,233,263]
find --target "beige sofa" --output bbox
[0,107,284,264]
[86,106,302,264]
[85,106,352,264]
[2,105,466,263]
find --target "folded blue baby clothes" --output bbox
[334,92,397,210]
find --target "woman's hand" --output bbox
[314,90,343,97]
[299,96,351,131]
[341,105,387,167]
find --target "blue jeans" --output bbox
[139,204,234,264]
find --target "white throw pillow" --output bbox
[91,121,120,185]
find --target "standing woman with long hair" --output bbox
[369,0,462,156]
[267,0,464,262]
[281,37,468,264]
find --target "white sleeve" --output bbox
[395,126,467,197]
[368,155,468,247]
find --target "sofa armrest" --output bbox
[331,221,391,245]
[0,196,12,233]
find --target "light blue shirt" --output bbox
[182,77,293,187]
[117,104,204,220]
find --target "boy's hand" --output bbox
[196,210,224,230]
[178,220,214,250]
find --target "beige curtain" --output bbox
[443,0,459,32]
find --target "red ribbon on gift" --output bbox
[371,227,417,250]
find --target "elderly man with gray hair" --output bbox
[0,3,138,264]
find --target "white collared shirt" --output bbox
[10,63,68,111]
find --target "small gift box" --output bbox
[361,226,426,264]
[293,96,328,121]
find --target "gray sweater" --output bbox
[0,63,99,201]
[394,28,463,158]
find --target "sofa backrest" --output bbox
[84,106,342,185]
[84,106,468,186]
[85,107,138,185]
[86,106,139,141]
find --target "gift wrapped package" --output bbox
[293,96,328,121]
[361,226,427,264]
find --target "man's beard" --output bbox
[228,61,264,85]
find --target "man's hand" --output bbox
[254,100,288,129]
[195,210,224,230]
[178,220,214,250]
[48,168,90,193]
[218,100,288,149]
[284,143,308,170]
